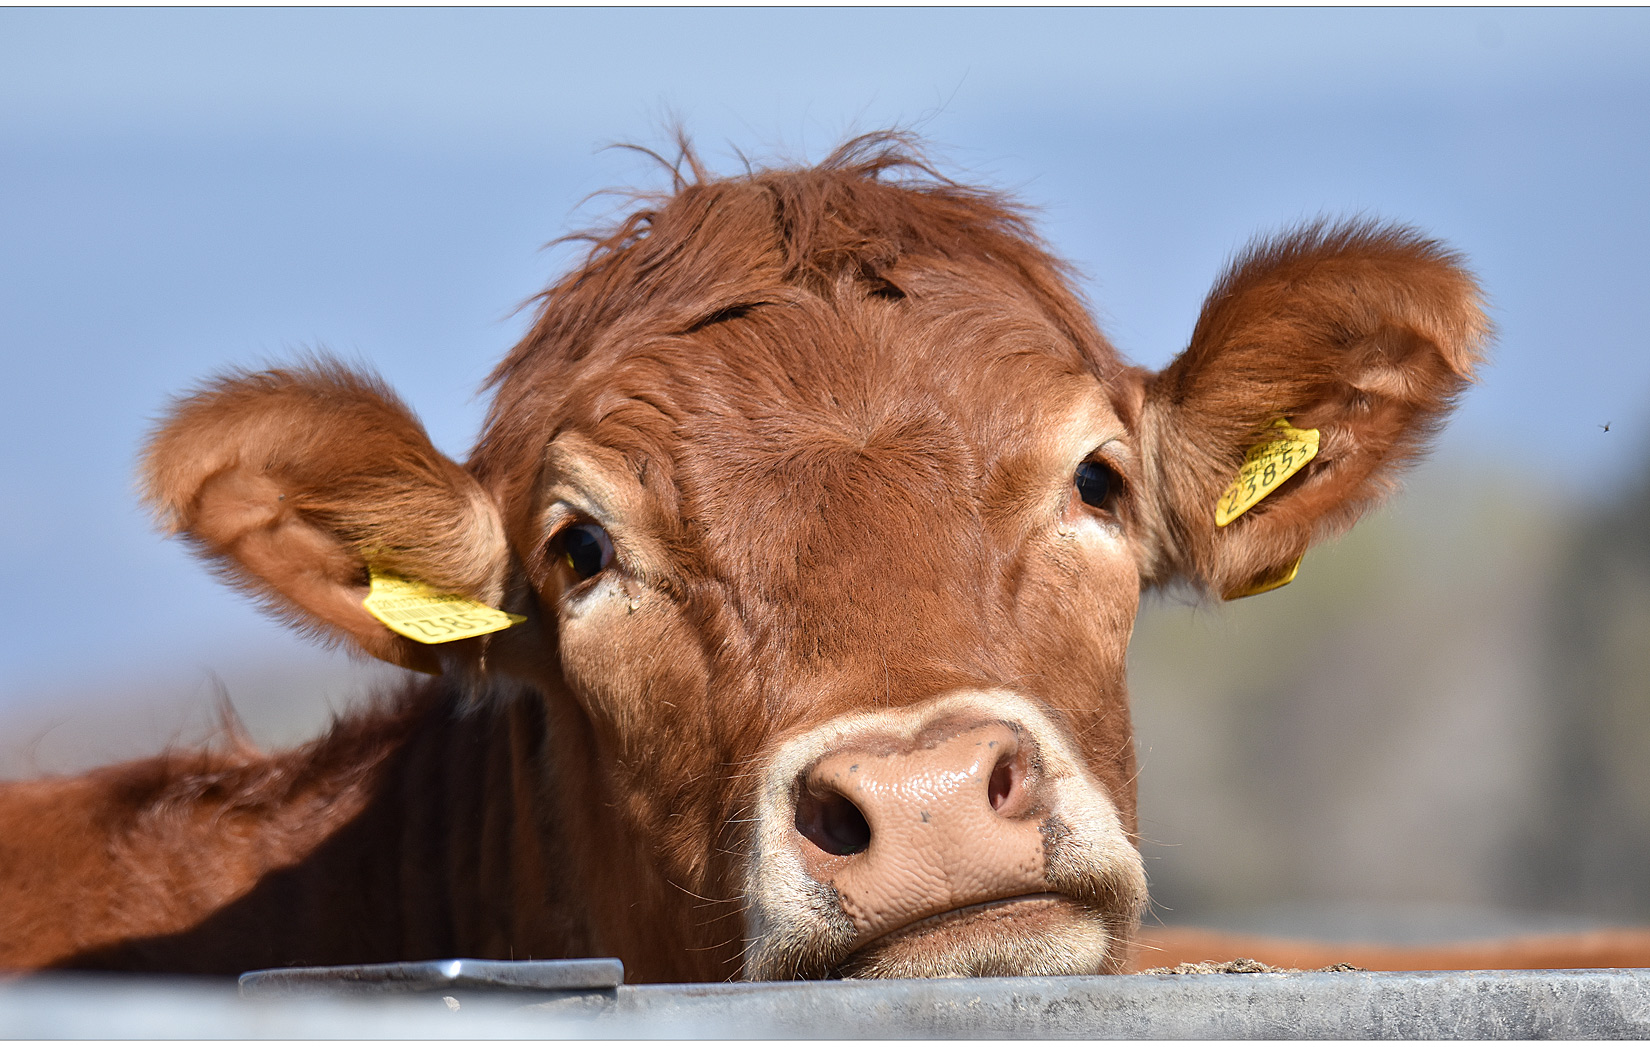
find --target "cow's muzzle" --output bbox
[744,691,1147,980]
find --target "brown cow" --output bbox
[0,134,1496,982]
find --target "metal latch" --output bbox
[238,957,624,999]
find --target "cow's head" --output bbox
[142,137,1486,981]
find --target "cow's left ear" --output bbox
[1127,221,1490,598]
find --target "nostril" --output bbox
[795,789,872,856]
[988,755,1016,812]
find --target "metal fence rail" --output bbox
[5,968,1650,1038]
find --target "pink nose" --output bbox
[791,721,1048,944]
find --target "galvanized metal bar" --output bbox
[5,968,1650,1038]
[527,969,1650,1039]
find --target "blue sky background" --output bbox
[3,8,1648,725]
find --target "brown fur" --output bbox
[1135,220,1490,596]
[141,362,510,674]
[1,133,1546,981]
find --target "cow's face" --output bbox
[499,275,1151,979]
[143,148,1486,982]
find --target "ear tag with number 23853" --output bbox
[362,568,526,644]
[1215,418,1318,600]
[1214,418,1320,527]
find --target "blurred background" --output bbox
[2,8,1647,944]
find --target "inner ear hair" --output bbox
[1140,219,1491,596]
[141,359,508,672]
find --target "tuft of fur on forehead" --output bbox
[470,132,1120,516]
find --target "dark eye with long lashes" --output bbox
[559,523,614,581]
[1074,461,1119,510]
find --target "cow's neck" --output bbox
[17,678,739,980]
[531,684,750,983]
[24,681,581,974]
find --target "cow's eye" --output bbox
[1074,461,1119,510]
[560,523,615,580]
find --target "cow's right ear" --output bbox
[141,362,511,675]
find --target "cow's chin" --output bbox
[833,895,1116,979]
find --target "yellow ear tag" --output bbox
[1214,419,1320,527]
[362,569,526,644]
[1223,555,1304,600]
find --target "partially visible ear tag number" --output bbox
[1224,554,1304,600]
[363,569,526,644]
[1214,419,1320,527]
